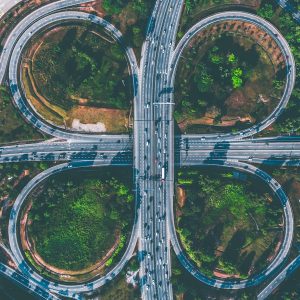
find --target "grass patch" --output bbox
[23,25,133,133]
[31,25,131,111]
[0,85,43,143]
[102,0,155,51]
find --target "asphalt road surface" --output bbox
[0,0,300,299]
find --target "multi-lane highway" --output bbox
[0,0,300,299]
[4,137,300,165]
[136,1,184,299]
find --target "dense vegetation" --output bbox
[272,266,300,299]
[96,257,140,300]
[103,0,150,17]
[0,162,52,246]
[102,0,155,49]
[0,85,43,143]
[176,168,282,278]
[258,166,300,299]
[33,26,131,111]
[174,31,282,133]
[257,1,300,135]
[27,168,133,271]
[0,162,49,200]
[171,251,256,300]
[264,166,300,243]
[0,276,37,300]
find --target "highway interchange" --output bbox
[0,0,300,299]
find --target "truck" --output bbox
[161,167,165,181]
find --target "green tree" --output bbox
[228,53,236,63]
[231,68,243,88]
[258,4,275,20]
[194,65,214,92]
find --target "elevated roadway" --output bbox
[169,160,293,289]
[8,10,139,141]
[6,151,296,297]
[0,0,92,83]
[0,0,299,299]
[170,11,295,141]
[8,161,138,299]
[162,11,296,292]
[3,138,300,166]
[136,1,184,299]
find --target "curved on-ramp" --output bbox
[168,160,293,289]
[8,161,139,299]
[0,0,92,84]
[7,10,139,141]
[169,11,296,141]
[0,1,298,299]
